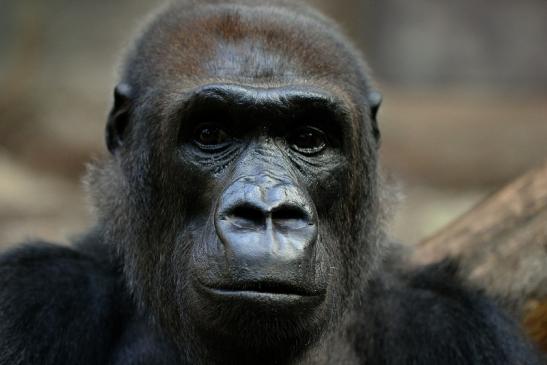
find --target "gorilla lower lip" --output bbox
[200,286,325,309]
[196,281,325,302]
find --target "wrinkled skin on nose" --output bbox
[215,173,318,281]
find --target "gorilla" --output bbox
[0,1,542,364]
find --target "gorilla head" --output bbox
[87,0,383,360]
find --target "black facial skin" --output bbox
[0,1,542,365]
[182,85,338,351]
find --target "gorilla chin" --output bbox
[188,265,330,354]
[190,280,328,331]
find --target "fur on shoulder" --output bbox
[364,259,543,365]
[0,242,121,365]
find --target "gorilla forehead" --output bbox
[124,1,372,91]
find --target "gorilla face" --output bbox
[90,2,383,355]
[178,84,352,340]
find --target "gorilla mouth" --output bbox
[196,280,326,303]
[207,281,322,296]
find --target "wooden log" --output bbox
[411,161,547,352]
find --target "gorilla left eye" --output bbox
[289,127,327,155]
[193,124,231,149]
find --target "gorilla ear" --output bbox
[106,83,133,154]
[367,90,382,144]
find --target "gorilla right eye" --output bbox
[193,124,231,148]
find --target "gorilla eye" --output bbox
[289,127,327,155]
[193,124,230,149]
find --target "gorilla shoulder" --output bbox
[365,261,543,365]
[0,241,119,365]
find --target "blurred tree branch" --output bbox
[411,161,547,353]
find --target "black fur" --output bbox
[0,1,542,364]
[1,242,540,364]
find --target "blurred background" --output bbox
[0,0,546,249]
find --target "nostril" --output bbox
[271,205,312,229]
[272,205,308,221]
[224,204,265,228]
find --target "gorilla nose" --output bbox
[215,176,318,270]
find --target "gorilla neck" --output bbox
[176,312,363,365]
